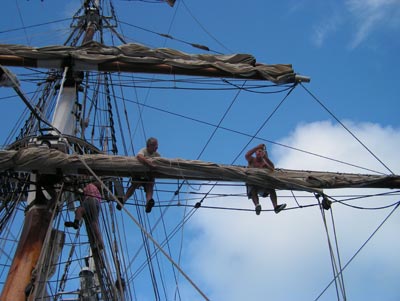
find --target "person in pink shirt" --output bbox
[65,181,104,250]
[245,143,286,215]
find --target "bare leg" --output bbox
[269,190,278,209]
[75,207,85,221]
[270,190,286,213]
[124,183,140,203]
[251,189,259,207]
[251,189,262,215]
[65,206,85,229]
[145,182,154,202]
[91,221,104,250]
[144,182,155,213]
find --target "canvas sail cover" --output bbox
[0,41,297,83]
[0,147,399,193]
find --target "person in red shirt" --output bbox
[245,143,286,215]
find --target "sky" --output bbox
[0,1,400,301]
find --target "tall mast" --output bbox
[0,1,101,300]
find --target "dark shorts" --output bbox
[131,175,154,192]
[246,185,271,199]
[83,196,100,221]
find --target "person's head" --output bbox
[255,147,265,159]
[146,137,158,154]
[93,180,102,191]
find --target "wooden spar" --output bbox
[1,147,400,192]
[0,43,310,83]
[0,54,308,82]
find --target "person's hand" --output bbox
[147,159,156,169]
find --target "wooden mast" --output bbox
[0,1,396,299]
[0,1,100,300]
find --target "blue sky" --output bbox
[0,1,399,300]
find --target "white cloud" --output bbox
[183,121,400,301]
[345,0,400,48]
[311,0,400,48]
[275,120,400,174]
[312,14,342,48]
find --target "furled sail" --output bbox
[0,41,306,84]
[1,147,399,193]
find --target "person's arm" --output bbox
[137,153,156,168]
[245,144,265,162]
[263,150,275,171]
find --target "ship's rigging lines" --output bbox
[0,1,399,301]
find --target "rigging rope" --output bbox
[115,195,210,299]
[315,193,347,301]
[28,182,65,300]
[314,200,400,301]
[114,92,387,174]
[300,83,394,175]
[329,207,347,300]
[231,84,297,164]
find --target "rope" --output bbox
[301,83,394,175]
[29,183,65,300]
[315,193,344,301]
[114,92,387,175]
[123,187,189,298]
[314,200,400,300]
[131,206,198,281]
[113,193,210,299]
[329,208,347,300]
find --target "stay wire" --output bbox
[15,0,30,45]
[144,198,169,301]
[173,80,246,198]
[103,202,133,299]
[152,190,183,300]
[118,10,221,53]
[135,10,193,295]
[125,189,186,297]
[329,207,347,300]
[223,78,295,94]
[231,83,297,164]
[0,18,71,35]
[193,83,297,210]
[110,73,131,155]
[135,194,162,300]
[315,195,343,301]
[116,91,386,174]
[328,191,400,210]
[314,200,400,301]
[300,83,394,175]
[118,10,196,295]
[197,81,246,160]
[290,190,302,208]
[181,0,232,53]
[131,205,198,281]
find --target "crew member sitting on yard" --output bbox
[118,137,160,213]
[245,143,286,215]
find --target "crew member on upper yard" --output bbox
[118,137,160,213]
[245,143,286,215]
